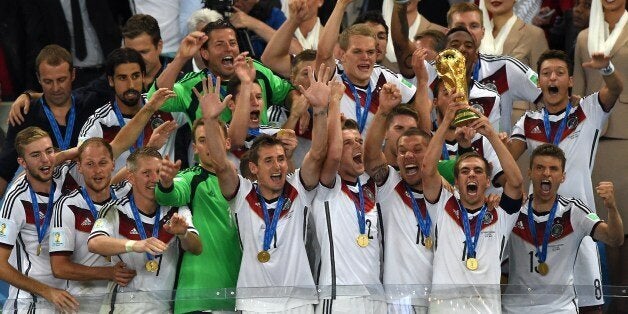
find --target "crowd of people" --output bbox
[0,0,626,313]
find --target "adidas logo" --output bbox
[531,126,542,134]
[130,228,139,235]
[81,218,92,226]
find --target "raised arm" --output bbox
[364,83,402,185]
[155,31,208,90]
[391,1,417,78]
[230,8,302,56]
[228,53,256,148]
[411,48,434,133]
[260,0,308,77]
[299,64,332,189]
[592,181,624,247]
[197,76,240,198]
[582,52,624,111]
[315,0,352,78]
[468,109,523,200]
[319,80,345,187]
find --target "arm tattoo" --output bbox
[371,163,389,186]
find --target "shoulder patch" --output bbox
[586,213,600,221]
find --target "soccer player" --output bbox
[508,49,624,311]
[421,95,523,312]
[316,0,417,135]
[156,119,242,313]
[199,63,330,312]
[0,127,79,312]
[79,48,185,172]
[503,144,624,313]
[88,148,202,312]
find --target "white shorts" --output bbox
[243,304,314,314]
[315,297,387,314]
[98,284,172,313]
[573,236,604,307]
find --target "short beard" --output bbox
[118,89,141,107]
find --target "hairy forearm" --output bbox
[111,106,155,158]
[316,1,349,67]
[228,82,253,147]
[51,257,112,281]
[391,3,415,77]
[364,112,389,171]
[605,204,624,247]
[261,18,300,77]
[486,132,523,190]
[156,56,188,90]
[88,236,128,256]
[0,261,51,299]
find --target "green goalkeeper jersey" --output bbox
[156,165,242,313]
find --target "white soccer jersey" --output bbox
[426,54,541,133]
[312,174,383,300]
[376,167,433,306]
[49,182,132,296]
[0,167,69,312]
[503,195,602,314]
[230,169,317,312]
[426,187,521,312]
[333,63,417,136]
[227,125,281,171]
[88,194,197,312]
[442,133,503,195]
[78,101,188,172]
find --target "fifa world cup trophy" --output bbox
[435,49,480,126]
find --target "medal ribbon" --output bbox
[80,187,116,219]
[248,128,261,137]
[404,183,431,239]
[341,73,372,133]
[542,102,572,145]
[346,179,367,235]
[458,201,487,259]
[40,96,76,150]
[112,101,144,152]
[28,181,56,247]
[472,59,481,81]
[128,194,160,261]
[527,197,559,264]
[206,70,228,99]
[256,186,287,252]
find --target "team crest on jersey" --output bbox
[151,116,165,130]
[282,198,293,212]
[484,81,498,92]
[551,219,564,238]
[364,188,375,202]
[471,103,485,115]
[483,211,493,225]
[567,115,578,129]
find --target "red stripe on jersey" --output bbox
[69,205,95,233]
[469,97,496,120]
[118,207,177,243]
[524,106,587,143]
[512,211,575,245]
[102,111,176,151]
[245,182,299,220]
[22,200,47,225]
[101,125,122,143]
[479,65,509,94]
[61,175,79,195]
[444,196,499,233]
[342,74,387,115]
[393,183,428,218]
[340,179,376,213]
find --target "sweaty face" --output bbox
[446,31,478,75]
[128,157,161,202]
[124,33,162,77]
[18,137,55,184]
[339,129,365,179]
[38,62,74,107]
[341,35,377,86]
[78,144,115,194]
[538,59,572,109]
[529,155,565,203]
[397,135,429,187]
[201,28,240,79]
[109,63,144,107]
[364,22,388,63]
[486,0,516,16]
[449,11,485,46]
[455,157,490,207]
[573,0,592,29]
[385,115,418,158]
[249,145,289,195]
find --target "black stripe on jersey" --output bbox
[589,129,599,168]
[88,231,110,240]
[324,201,337,300]
[1,179,28,219]
[235,213,243,249]
[559,196,592,214]
[189,170,209,210]
[109,284,119,314]
[472,80,497,93]
[53,190,80,228]
[499,235,506,260]
[479,54,530,74]
[303,206,309,241]
[376,203,385,260]
[376,64,397,77]
[510,134,526,141]
[434,224,438,251]
[78,103,114,137]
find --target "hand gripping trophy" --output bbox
[435,49,480,126]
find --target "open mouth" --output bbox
[222,56,234,67]
[357,64,370,72]
[467,182,478,195]
[270,173,282,183]
[540,179,551,193]
[548,86,559,95]
[490,0,503,7]
[250,110,260,123]
[353,152,363,164]
[40,166,51,175]
[404,164,419,176]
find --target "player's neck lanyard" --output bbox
[248,128,261,137]
[112,100,144,152]
[40,96,76,150]
[110,186,117,201]
[205,69,228,99]
[341,73,372,133]
[346,179,367,236]
[527,197,559,265]
[472,59,481,82]
[542,102,571,145]
[432,120,452,160]
[80,187,114,219]
[256,185,287,252]
[404,183,431,238]
[129,193,160,262]
[28,180,56,253]
[458,201,487,259]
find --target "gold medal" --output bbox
[466,258,478,271]
[424,237,433,250]
[537,262,549,276]
[145,260,159,272]
[356,234,369,247]
[36,244,42,256]
[257,250,271,263]
[104,256,112,263]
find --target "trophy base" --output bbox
[452,109,480,127]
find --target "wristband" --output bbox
[125,240,136,253]
[599,62,615,76]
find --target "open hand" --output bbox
[194,75,233,120]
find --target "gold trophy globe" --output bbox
[435,49,480,126]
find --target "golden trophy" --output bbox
[435,49,480,126]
